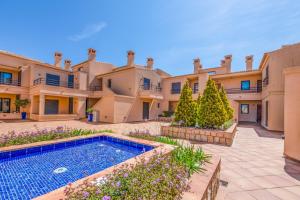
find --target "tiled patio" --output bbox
[199,123,300,200]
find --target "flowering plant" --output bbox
[0,127,112,147]
[65,151,190,200]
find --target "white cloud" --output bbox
[68,22,107,42]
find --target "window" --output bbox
[0,98,11,113]
[241,104,249,114]
[143,78,151,90]
[193,83,199,93]
[157,103,160,108]
[108,79,112,88]
[171,82,181,94]
[0,72,12,84]
[46,73,60,86]
[241,80,250,90]
[208,71,216,75]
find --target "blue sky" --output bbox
[1,0,300,75]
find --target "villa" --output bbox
[0,42,300,161]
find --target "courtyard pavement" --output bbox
[199,123,300,200]
[0,120,299,200]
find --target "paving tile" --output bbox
[248,176,278,188]
[231,178,262,190]
[267,188,300,200]
[248,189,281,200]
[225,191,256,200]
[284,186,300,196]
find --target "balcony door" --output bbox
[143,78,150,90]
[68,75,74,88]
[46,73,60,86]
[143,102,150,120]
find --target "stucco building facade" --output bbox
[0,43,299,159]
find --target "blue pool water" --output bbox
[0,136,153,200]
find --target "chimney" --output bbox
[224,55,232,73]
[220,59,226,68]
[88,48,96,60]
[146,57,154,70]
[193,58,202,73]
[245,55,253,71]
[127,50,135,66]
[54,52,62,68]
[64,59,71,71]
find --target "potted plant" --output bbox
[14,99,30,120]
[86,107,94,122]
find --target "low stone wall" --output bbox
[156,116,173,122]
[182,154,221,200]
[161,123,237,146]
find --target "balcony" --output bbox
[171,88,181,94]
[0,78,21,86]
[225,87,261,101]
[225,87,261,94]
[89,85,102,91]
[33,78,79,89]
[139,84,163,99]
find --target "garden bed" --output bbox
[161,123,237,146]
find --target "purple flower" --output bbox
[95,189,101,194]
[123,173,128,178]
[102,196,111,200]
[116,181,121,187]
[82,191,89,198]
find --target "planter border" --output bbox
[161,123,237,146]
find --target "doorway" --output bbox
[45,100,59,114]
[143,102,150,120]
[257,104,262,123]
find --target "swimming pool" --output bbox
[0,135,154,200]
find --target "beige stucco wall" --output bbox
[260,43,300,131]
[283,66,300,161]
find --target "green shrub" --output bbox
[223,119,234,130]
[174,81,197,126]
[172,145,210,175]
[156,136,179,146]
[128,130,179,146]
[219,86,234,121]
[161,111,174,117]
[198,78,227,128]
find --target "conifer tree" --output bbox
[195,93,202,126]
[198,78,227,128]
[174,81,196,126]
[219,86,234,121]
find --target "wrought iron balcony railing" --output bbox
[171,88,181,94]
[225,87,261,94]
[89,85,102,91]
[0,78,21,86]
[33,78,79,89]
[140,84,162,92]
[263,77,269,87]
